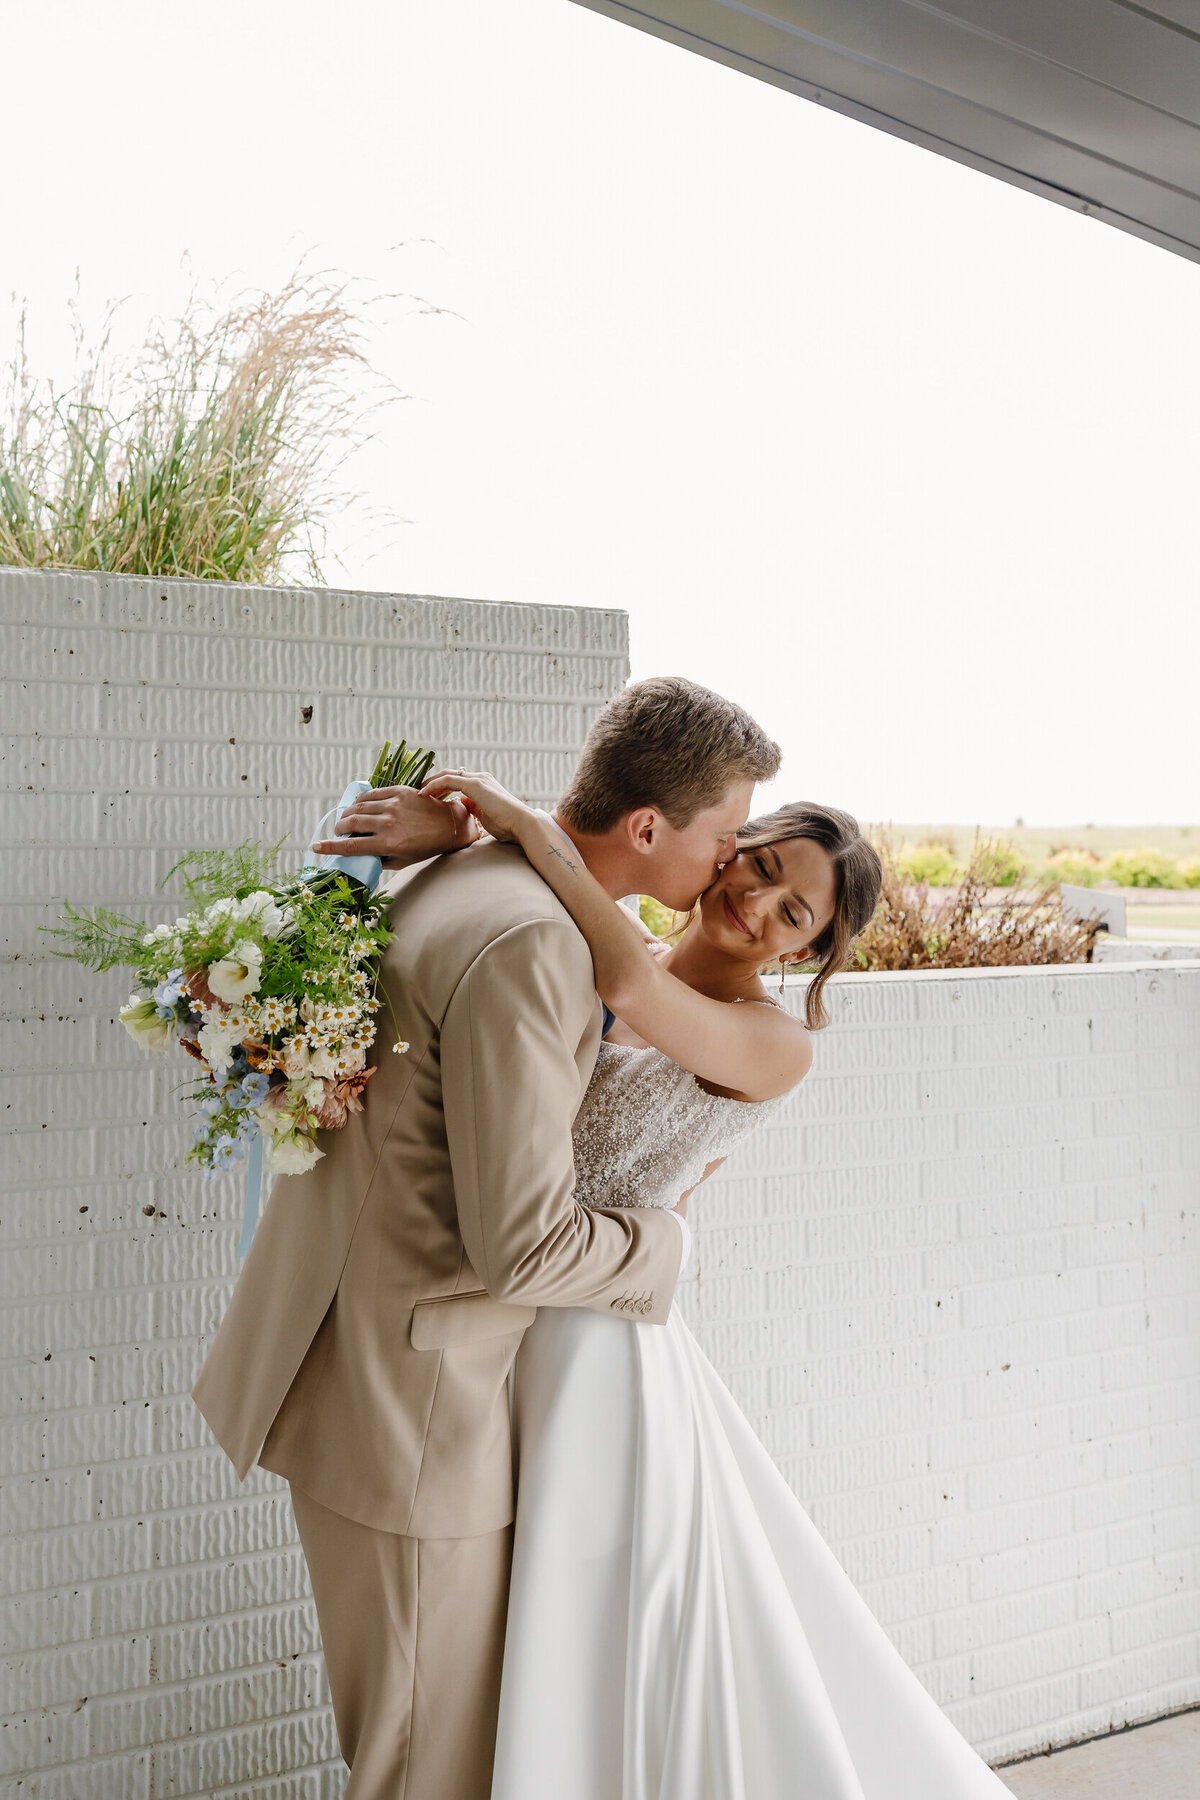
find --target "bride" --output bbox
[404,768,1018,1800]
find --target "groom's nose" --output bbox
[718,832,738,865]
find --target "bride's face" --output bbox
[698,836,838,970]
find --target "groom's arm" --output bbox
[441,916,683,1323]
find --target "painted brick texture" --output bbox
[2,570,627,1797]
[676,961,1200,1765]
[4,571,1199,1788]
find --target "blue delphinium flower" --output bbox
[211,1134,245,1172]
[153,968,187,1019]
[222,1070,269,1115]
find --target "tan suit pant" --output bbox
[290,1483,513,1800]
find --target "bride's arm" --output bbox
[421,771,812,1102]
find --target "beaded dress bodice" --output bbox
[571,1035,790,1212]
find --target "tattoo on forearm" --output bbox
[545,844,581,877]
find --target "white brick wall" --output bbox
[3,569,1198,1787]
[1,569,627,1798]
[676,961,1200,1765]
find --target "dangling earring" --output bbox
[778,957,788,997]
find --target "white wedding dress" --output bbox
[490,1038,1015,1799]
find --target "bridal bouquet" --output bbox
[47,739,435,1238]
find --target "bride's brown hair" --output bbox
[735,802,883,1031]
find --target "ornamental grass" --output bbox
[0,266,409,584]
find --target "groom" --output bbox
[192,675,780,1799]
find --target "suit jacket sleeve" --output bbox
[441,915,682,1323]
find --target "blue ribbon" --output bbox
[301,779,383,893]
[237,1127,264,1259]
[236,779,384,1257]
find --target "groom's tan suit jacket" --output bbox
[192,838,682,1539]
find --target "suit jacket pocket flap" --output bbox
[409,1289,537,1351]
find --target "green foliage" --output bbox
[40,899,150,973]
[1180,858,1200,889]
[0,267,402,583]
[972,837,1028,887]
[160,839,291,911]
[895,842,960,886]
[639,895,684,940]
[1099,847,1185,889]
[1038,848,1101,887]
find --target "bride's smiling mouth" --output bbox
[722,892,753,938]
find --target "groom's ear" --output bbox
[624,806,665,854]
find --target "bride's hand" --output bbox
[420,769,535,845]
[310,786,477,868]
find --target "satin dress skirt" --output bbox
[490,1303,1016,1800]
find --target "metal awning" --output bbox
[571,1,1200,264]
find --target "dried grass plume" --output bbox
[0,259,439,583]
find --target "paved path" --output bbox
[996,1712,1199,1798]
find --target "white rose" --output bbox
[197,1015,243,1077]
[274,902,300,942]
[308,1045,341,1079]
[208,940,263,1004]
[207,890,283,934]
[243,891,285,938]
[120,994,171,1051]
[268,1132,324,1175]
[279,1037,313,1078]
[300,1075,328,1110]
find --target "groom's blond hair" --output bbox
[559,676,780,835]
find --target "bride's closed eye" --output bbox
[754,855,799,928]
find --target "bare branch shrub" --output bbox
[849,831,1102,971]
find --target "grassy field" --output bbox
[1126,907,1200,931]
[876,823,1199,860]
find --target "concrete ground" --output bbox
[995,1711,1200,1799]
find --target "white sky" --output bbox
[6,0,1199,826]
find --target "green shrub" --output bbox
[639,895,683,939]
[972,836,1027,887]
[896,842,960,886]
[1099,848,1185,889]
[1039,848,1101,887]
[1178,858,1200,889]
